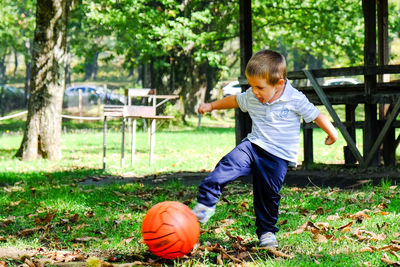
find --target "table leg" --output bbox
[131,118,136,165]
[121,117,126,167]
[150,118,156,165]
[103,116,107,170]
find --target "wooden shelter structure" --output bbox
[237,0,400,168]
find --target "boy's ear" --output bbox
[278,78,285,86]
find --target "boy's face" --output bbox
[246,75,284,104]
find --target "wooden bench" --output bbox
[103,89,178,169]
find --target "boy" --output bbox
[192,49,338,248]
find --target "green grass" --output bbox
[1,118,400,266]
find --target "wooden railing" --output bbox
[239,64,400,168]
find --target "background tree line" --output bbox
[2,0,400,108]
[1,0,399,160]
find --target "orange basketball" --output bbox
[141,201,200,259]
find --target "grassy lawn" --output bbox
[1,117,400,266]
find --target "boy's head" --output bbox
[245,49,287,85]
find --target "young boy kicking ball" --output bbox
[192,49,338,247]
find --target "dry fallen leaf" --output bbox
[278,219,288,226]
[121,236,135,245]
[251,247,293,259]
[326,215,341,221]
[381,253,400,266]
[73,237,98,242]
[24,258,35,267]
[292,221,320,235]
[18,226,46,237]
[2,216,16,225]
[290,187,303,192]
[10,200,23,207]
[360,246,376,253]
[378,203,388,210]
[315,222,331,232]
[34,212,56,225]
[353,229,386,242]
[42,250,86,264]
[205,243,242,263]
[314,207,324,215]
[84,211,95,218]
[313,233,329,243]
[381,245,400,252]
[349,210,370,222]
[69,214,80,223]
[338,221,353,230]
[298,208,310,216]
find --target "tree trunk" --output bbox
[65,45,71,85]
[24,39,33,107]
[83,51,99,81]
[143,63,152,88]
[13,47,19,78]
[15,0,71,161]
[0,56,7,84]
[0,84,5,117]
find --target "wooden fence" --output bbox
[287,65,400,168]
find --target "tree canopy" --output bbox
[1,0,400,116]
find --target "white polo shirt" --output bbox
[236,80,320,166]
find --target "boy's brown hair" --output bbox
[245,49,287,85]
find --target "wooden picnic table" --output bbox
[103,89,178,169]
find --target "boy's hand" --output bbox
[325,128,338,146]
[314,114,338,146]
[198,103,213,114]
[325,133,337,145]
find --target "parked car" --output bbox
[64,85,126,106]
[323,78,360,86]
[0,85,26,115]
[222,81,242,97]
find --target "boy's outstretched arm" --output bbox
[198,95,239,114]
[314,113,338,145]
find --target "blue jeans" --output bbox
[197,140,288,237]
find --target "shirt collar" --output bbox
[265,79,293,105]
[275,79,293,102]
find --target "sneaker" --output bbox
[192,203,215,223]
[259,232,278,248]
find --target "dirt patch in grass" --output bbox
[0,247,36,259]
[79,167,400,189]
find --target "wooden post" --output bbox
[303,121,313,168]
[382,105,396,165]
[344,104,357,165]
[377,0,395,166]
[362,97,400,168]
[362,0,380,166]
[236,0,253,145]
[304,70,364,164]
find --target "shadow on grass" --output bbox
[1,163,400,189]
[0,148,17,158]
[0,119,26,132]
[0,168,105,186]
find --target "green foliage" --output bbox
[0,165,399,265]
[161,102,183,127]
[0,0,35,57]
[252,0,364,69]
[1,119,400,265]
